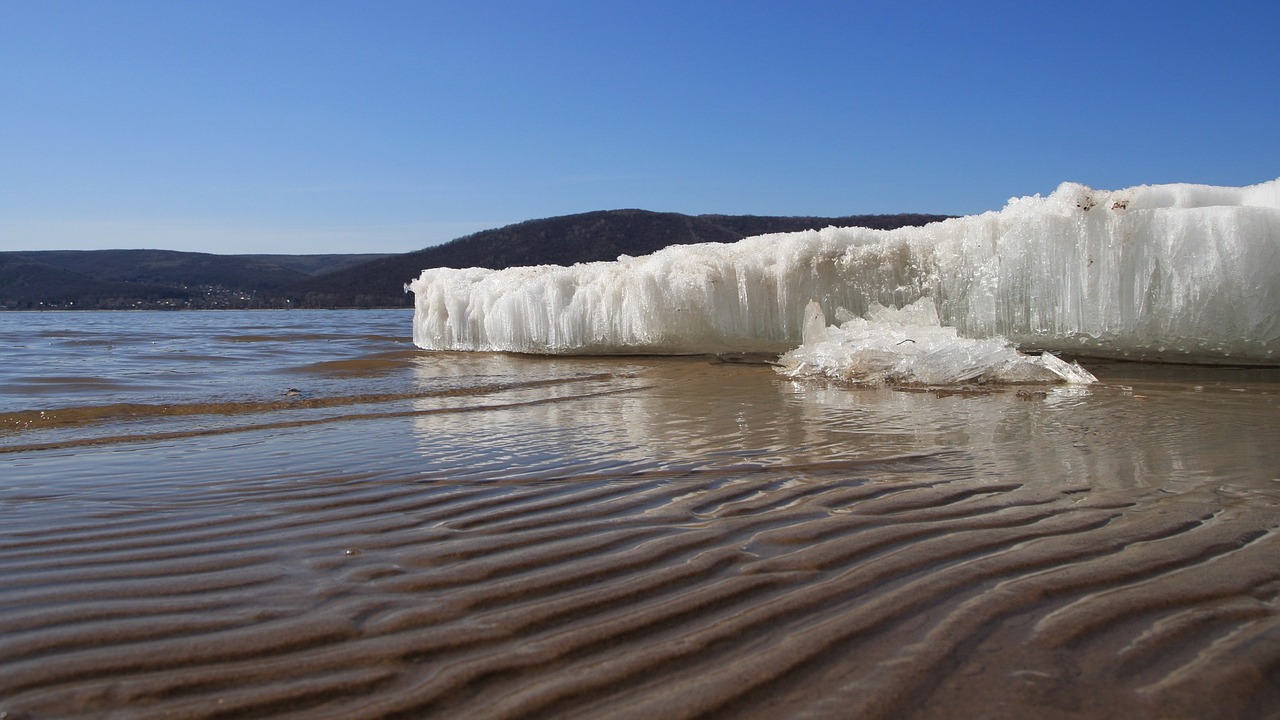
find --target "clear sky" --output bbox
[3,0,1277,255]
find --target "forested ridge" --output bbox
[2,210,949,309]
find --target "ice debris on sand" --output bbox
[776,299,1097,386]
[408,178,1280,367]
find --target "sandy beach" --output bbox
[3,333,1278,718]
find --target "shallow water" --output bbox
[1,310,1278,718]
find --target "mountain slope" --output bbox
[0,254,192,309]
[2,251,390,309]
[286,210,951,308]
[22,250,312,290]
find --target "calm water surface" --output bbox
[0,309,417,409]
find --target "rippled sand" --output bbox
[2,354,1278,719]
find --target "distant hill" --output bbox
[287,210,951,308]
[21,250,386,287]
[1,211,949,310]
[0,253,193,309]
[0,251,388,310]
[23,250,309,290]
[239,254,391,277]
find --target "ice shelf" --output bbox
[408,178,1280,366]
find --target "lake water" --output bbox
[2,309,1278,719]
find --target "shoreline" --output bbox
[3,357,1278,718]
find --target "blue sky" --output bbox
[3,1,1277,255]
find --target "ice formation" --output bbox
[777,299,1097,386]
[409,178,1280,367]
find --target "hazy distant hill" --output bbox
[287,210,950,308]
[0,253,193,309]
[239,254,392,277]
[22,250,386,288]
[1,210,949,310]
[0,251,388,309]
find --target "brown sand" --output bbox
[1,356,1278,719]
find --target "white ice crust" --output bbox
[777,299,1098,386]
[409,178,1280,367]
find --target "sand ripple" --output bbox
[2,454,1278,719]
[2,357,1278,719]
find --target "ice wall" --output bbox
[408,178,1280,365]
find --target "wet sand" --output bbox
[2,356,1278,719]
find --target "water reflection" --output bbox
[409,354,1280,494]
